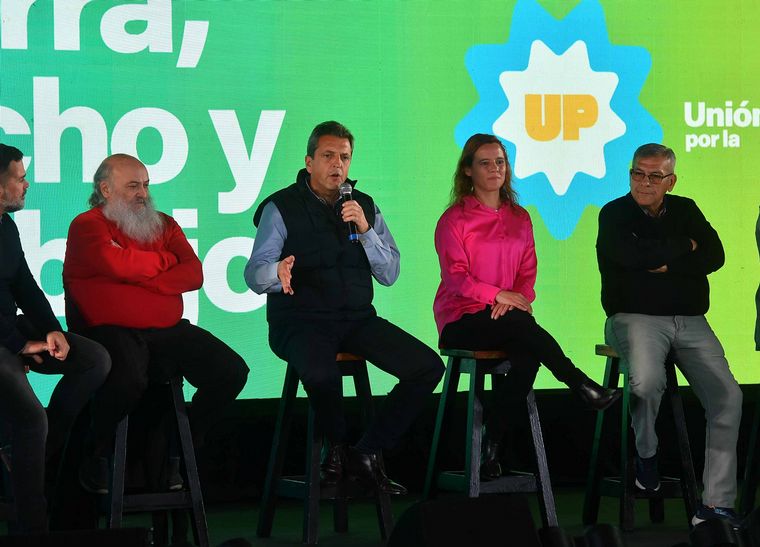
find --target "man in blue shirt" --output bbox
[245,121,443,495]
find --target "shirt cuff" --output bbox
[478,285,502,306]
[358,227,380,248]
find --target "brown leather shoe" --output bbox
[346,447,407,495]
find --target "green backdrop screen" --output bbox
[2,0,758,402]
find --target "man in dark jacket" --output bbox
[597,143,742,527]
[0,143,110,533]
[245,121,443,495]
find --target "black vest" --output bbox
[254,170,377,323]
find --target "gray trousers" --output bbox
[605,313,742,508]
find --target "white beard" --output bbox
[102,195,164,244]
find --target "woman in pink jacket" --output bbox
[433,134,619,480]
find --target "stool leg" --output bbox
[423,357,460,499]
[352,361,393,539]
[740,389,760,516]
[109,415,128,529]
[620,360,636,532]
[583,356,619,525]
[665,361,699,525]
[527,389,558,527]
[465,359,484,498]
[257,366,299,538]
[170,377,210,547]
[303,405,321,545]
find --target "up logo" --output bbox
[456,0,662,239]
[524,93,598,142]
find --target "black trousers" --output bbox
[269,315,444,451]
[0,320,110,534]
[77,320,249,454]
[440,307,585,441]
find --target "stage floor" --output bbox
[117,486,695,546]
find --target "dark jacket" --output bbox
[596,193,724,317]
[0,213,62,353]
[253,169,377,323]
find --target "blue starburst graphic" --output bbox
[456,0,662,239]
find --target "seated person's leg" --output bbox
[268,319,345,442]
[28,332,111,469]
[341,316,443,494]
[142,320,249,449]
[443,308,619,410]
[76,325,150,493]
[606,313,672,491]
[268,319,346,484]
[346,316,443,453]
[482,349,541,480]
[0,348,48,533]
[673,315,742,522]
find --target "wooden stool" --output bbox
[583,344,699,531]
[256,353,394,545]
[423,349,558,528]
[109,376,209,547]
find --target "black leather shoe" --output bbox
[167,456,184,491]
[480,438,502,481]
[573,379,621,411]
[79,455,110,495]
[320,442,346,485]
[346,447,407,495]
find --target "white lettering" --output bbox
[100,0,172,54]
[210,109,286,214]
[173,209,199,324]
[176,20,209,68]
[53,0,95,51]
[33,77,108,183]
[0,0,34,49]
[111,108,188,184]
[202,237,265,312]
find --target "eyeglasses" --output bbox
[630,169,673,185]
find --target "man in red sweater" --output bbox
[63,153,249,494]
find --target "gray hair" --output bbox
[632,143,676,170]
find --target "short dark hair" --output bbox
[0,144,23,184]
[306,121,354,157]
[632,143,676,169]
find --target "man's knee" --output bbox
[222,352,249,396]
[296,363,341,394]
[400,344,445,388]
[715,380,743,420]
[17,401,48,440]
[628,369,667,401]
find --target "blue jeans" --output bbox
[0,326,110,533]
[605,313,742,508]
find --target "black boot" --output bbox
[345,447,407,495]
[480,437,502,481]
[320,442,346,485]
[572,376,620,411]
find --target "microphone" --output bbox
[339,181,359,243]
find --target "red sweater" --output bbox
[63,207,203,329]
